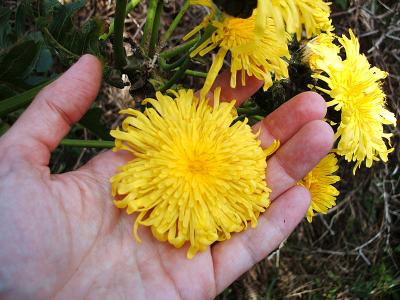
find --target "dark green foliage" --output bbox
[79,107,113,141]
[0,5,45,100]
[31,0,105,65]
[252,42,314,117]
[0,0,112,142]
[213,0,257,18]
[335,0,349,10]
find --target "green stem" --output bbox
[160,26,215,91]
[160,58,190,91]
[159,37,199,60]
[185,69,207,78]
[141,0,159,54]
[61,139,114,148]
[160,0,190,46]
[252,115,264,121]
[0,79,56,118]
[99,0,141,41]
[237,107,260,115]
[114,0,128,69]
[159,55,187,71]
[148,0,163,57]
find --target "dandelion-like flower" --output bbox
[303,33,341,71]
[298,153,340,222]
[110,89,275,258]
[265,0,333,40]
[186,0,290,99]
[309,30,397,173]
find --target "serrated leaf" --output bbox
[79,107,112,141]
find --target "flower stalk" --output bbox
[113,0,128,69]
[148,0,163,57]
[141,0,159,56]
[99,0,141,41]
[160,0,190,46]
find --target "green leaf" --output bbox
[0,39,41,81]
[48,0,86,42]
[0,6,13,48]
[0,79,54,118]
[39,1,105,63]
[79,107,112,140]
[36,47,54,73]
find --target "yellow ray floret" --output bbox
[186,0,290,99]
[110,88,273,259]
[303,33,341,71]
[299,153,340,223]
[264,0,333,39]
[309,30,397,173]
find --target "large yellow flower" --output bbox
[186,0,290,99]
[110,89,275,258]
[299,153,340,223]
[309,30,397,173]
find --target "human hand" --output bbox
[0,55,333,299]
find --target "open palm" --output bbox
[0,56,333,299]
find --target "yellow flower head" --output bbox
[265,0,333,40]
[303,33,341,71]
[186,0,290,99]
[299,153,340,223]
[110,89,272,258]
[310,30,397,173]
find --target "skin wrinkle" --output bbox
[42,93,74,128]
[155,245,184,300]
[50,176,107,299]
[209,250,218,299]
[272,154,297,189]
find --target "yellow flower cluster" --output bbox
[265,0,333,39]
[110,0,397,256]
[187,0,334,98]
[306,30,397,173]
[110,89,275,258]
